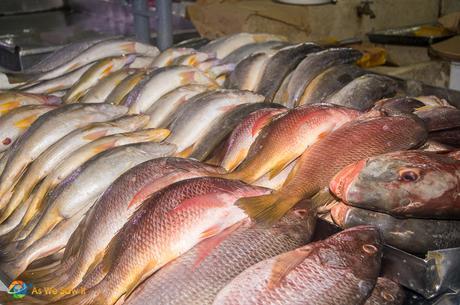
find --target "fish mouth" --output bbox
[330,202,350,227]
[329,159,366,203]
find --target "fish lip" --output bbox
[330,159,366,203]
[330,202,349,227]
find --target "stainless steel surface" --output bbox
[157,0,173,50]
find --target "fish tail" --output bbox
[236,193,301,226]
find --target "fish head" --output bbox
[323,225,382,281]
[330,151,460,216]
[272,199,316,242]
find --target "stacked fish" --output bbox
[0,32,458,305]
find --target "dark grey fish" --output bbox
[222,41,288,64]
[124,201,316,305]
[189,103,286,161]
[364,278,405,305]
[174,37,210,49]
[332,202,460,253]
[299,64,367,105]
[286,48,363,107]
[371,97,425,115]
[415,106,460,132]
[429,128,460,148]
[272,71,293,105]
[324,74,398,111]
[256,43,323,103]
[225,53,271,91]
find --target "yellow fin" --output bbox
[101,64,114,77]
[176,145,194,158]
[83,130,109,141]
[14,114,39,129]
[0,100,20,114]
[92,139,118,154]
[268,159,293,180]
[225,149,248,172]
[414,105,436,112]
[268,247,312,289]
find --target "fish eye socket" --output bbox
[399,170,419,182]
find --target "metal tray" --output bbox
[367,25,455,46]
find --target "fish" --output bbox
[64,56,135,103]
[14,142,176,253]
[15,128,170,242]
[167,90,265,155]
[79,69,136,104]
[371,97,425,115]
[225,53,272,91]
[331,202,460,253]
[222,40,287,64]
[220,107,287,171]
[420,140,454,152]
[286,48,363,107]
[0,105,57,152]
[189,103,285,161]
[49,177,270,305]
[224,104,360,183]
[129,57,156,69]
[329,150,460,219]
[429,128,460,148]
[151,48,198,67]
[415,106,460,131]
[323,74,399,111]
[253,160,298,190]
[173,51,217,67]
[105,70,147,105]
[0,92,61,116]
[205,63,236,79]
[174,37,210,49]
[237,114,427,225]
[272,71,293,105]
[20,64,94,94]
[8,39,159,83]
[364,278,405,305]
[212,225,382,305]
[0,115,149,226]
[124,66,217,114]
[200,32,287,59]
[145,84,209,128]
[256,43,323,103]
[124,201,316,305]
[299,64,367,105]
[33,158,225,292]
[0,104,128,206]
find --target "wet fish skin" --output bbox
[124,201,316,305]
[415,106,460,132]
[331,202,460,253]
[429,128,460,148]
[222,40,288,64]
[212,225,382,305]
[0,104,128,205]
[36,158,225,292]
[272,71,293,105]
[323,74,399,111]
[125,66,217,114]
[0,105,57,152]
[64,56,135,104]
[173,51,217,67]
[79,69,136,104]
[237,114,428,225]
[14,128,170,241]
[190,103,285,161]
[299,64,367,105]
[371,97,425,115]
[152,48,198,67]
[225,104,360,183]
[286,48,363,107]
[167,90,265,154]
[0,115,150,225]
[0,92,61,116]
[330,150,460,219]
[225,53,272,91]
[51,177,270,305]
[200,33,287,59]
[145,84,208,128]
[105,70,147,105]
[220,107,287,171]
[256,43,323,104]
[17,142,176,251]
[364,278,405,305]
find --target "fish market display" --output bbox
[0,32,458,305]
[212,226,382,305]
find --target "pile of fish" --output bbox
[0,32,458,305]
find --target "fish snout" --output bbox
[330,159,366,202]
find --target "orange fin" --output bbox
[92,139,117,154]
[268,247,311,289]
[83,130,109,141]
[268,159,293,180]
[128,182,159,209]
[180,71,196,85]
[176,145,194,158]
[317,130,330,140]
[0,101,20,114]
[121,42,136,54]
[224,149,248,172]
[101,64,114,77]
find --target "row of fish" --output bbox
[1,32,459,305]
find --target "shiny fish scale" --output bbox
[125,214,312,305]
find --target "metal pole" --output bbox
[133,0,150,44]
[156,0,173,51]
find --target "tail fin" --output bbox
[236,193,300,226]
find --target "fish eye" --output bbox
[399,170,419,182]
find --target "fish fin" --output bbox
[66,62,81,73]
[83,130,109,141]
[101,64,114,77]
[251,114,276,137]
[14,114,39,129]
[45,84,66,94]
[193,221,244,269]
[121,42,136,54]
[268,159,294,179]
[145,128,170,142]
[317,130,330,140]
[224,149,248,172]
[128,182,160,209]
[268,247,312,289]
[0,101,20,114]
[236,193,300,226]
[281,157,301,187]
[414,105,436,112]
[199,225,222,240]
[310,188,335,209]
[176,145,194,158]
[92,139,118,154]
[180,71,196,85]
